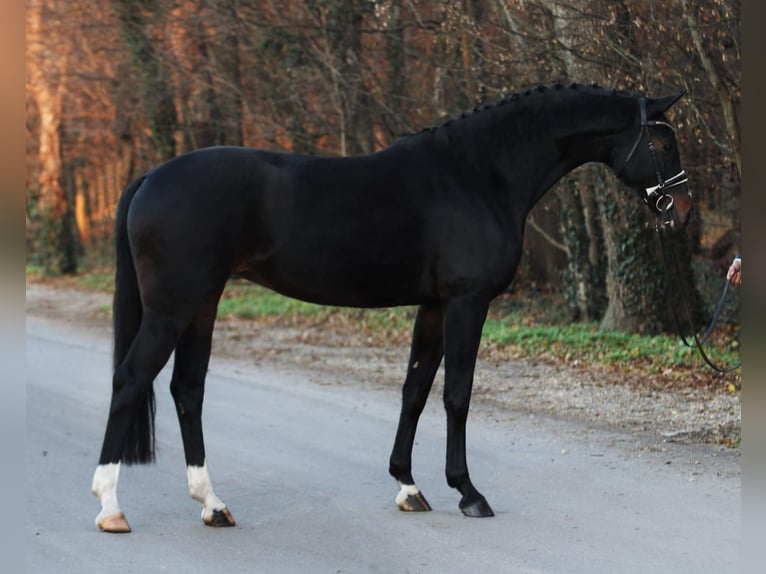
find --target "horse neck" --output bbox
[446,90,636,211]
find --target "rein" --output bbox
[655,215,741,373]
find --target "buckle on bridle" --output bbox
[656,198,675,231]
[644,169,687,214]
[654,193,674,212]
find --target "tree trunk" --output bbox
[334,0,375,155]
[214,2,244,147]
[383,0,407,137]
[546,0,606,318]
[559,168,606,321]
[597,181,669,334]
[27,0,75,274]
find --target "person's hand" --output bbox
[727,256,741,285]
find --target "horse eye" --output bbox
[663,142,674,152]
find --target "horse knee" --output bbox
[401,386,427,414]
[443,392,470,420]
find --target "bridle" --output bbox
[617,98,689,215]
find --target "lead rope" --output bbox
[656,220,741,373]
[696,274,733,345]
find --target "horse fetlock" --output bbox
[446,471,471,490]
[388,460,413,483]
[451,478,494,517]
[187,462,231,524]
[92,463,120,501]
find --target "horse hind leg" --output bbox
[170,298,235,527]
[92,309,184,532]
[389,303,443,512]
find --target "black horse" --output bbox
[92,83,692,532]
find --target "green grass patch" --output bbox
[480,289,740,375]
[218,281,416,329]
[25,263,46,279]
[72,272,114,292]
[482,318,706,367]
[218,282,323,319]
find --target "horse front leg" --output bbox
[389,303,443,512]
[170,301,235,527]
[442,295,494,517]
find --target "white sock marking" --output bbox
[187,461,226,521]
[91,463,122,525]
[395,482,421,506]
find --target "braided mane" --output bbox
[414,82,633,136]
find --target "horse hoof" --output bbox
[204,508,236,527]
[97,512,132,533]
[459,495,494,518]
[395,483,432,512]
[397,491,433,512]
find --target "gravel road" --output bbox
[26,294,741,573]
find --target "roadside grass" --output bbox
[28,267,739,383]
[482,292,739,380]
[218,282,322,319]
[26,264,114,291]
[482,317,712,370]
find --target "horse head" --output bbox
[612,92,693,228]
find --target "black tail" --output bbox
[112,175,155,464]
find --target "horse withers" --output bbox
[92,84,692,532]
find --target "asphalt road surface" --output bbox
[26,314,740,573]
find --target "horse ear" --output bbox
[645,90,686,117]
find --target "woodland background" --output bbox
[26,0,741,335]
